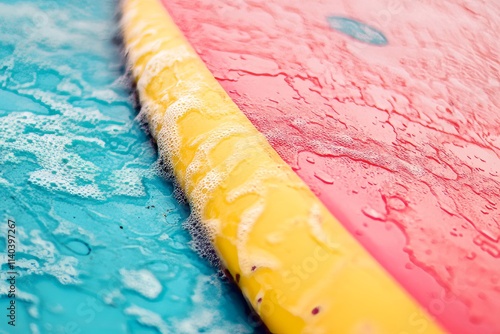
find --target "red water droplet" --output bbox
[387,196,407,211]
[466,252,476,260]
[361,206,387,221]
[314,170,334,184]
[479,229,499,243]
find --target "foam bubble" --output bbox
[30,323,40,334]
[172,275,253,334]
[119,268,162,299]
[124,305,170,334]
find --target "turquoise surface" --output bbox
[327,16,388,45]
[0,0,258,333]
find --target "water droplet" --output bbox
[387,196,407,211]
[361,206,387,221]
[440,203,456,216]
[466,251,476,260]
[478,228,499,243]
[473,234,500,258]
[314,170,334,184]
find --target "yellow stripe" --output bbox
[121,0,444,332]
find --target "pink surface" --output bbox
[162,0,500,332]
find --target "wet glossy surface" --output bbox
[0,0,257,333]
[163,0,500,332]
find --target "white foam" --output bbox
[172,275,253,334]
[103,289,125,305]
[0,227,81,285]
[56,79,81,96]
[307,203,339,250]
[158,233,170,241]
[137,47,193,92]
[119,269,162,299]
[124,305,170,334]
[30,323,40,334]
[0,1,154,201]
[175,309,215,334]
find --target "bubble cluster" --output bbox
[183,213,221,268]
[124,305,171,334]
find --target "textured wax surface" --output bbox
[162,0,500,332]
[0,0,257,333]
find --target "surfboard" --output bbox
[122,0,500,333]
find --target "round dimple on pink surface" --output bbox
[161,0,500,332]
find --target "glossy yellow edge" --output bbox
[121,0,444,332]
